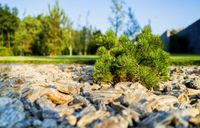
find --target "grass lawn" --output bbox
[170,54,200,65]
[0,56,98,64]
[0,55,200,65]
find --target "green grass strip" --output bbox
[0,55,200,65]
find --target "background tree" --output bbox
[87,30,102,55]
[47,1,67,55]
[0,1,143,56]
[33,0,69,55]
[124,7,140,39]
[32,15,49,55]
[80,26,93,55]
[64,22,75,56]
[170,28,181,36]
[14,16,42,55]
[0,4,19,49]
[109,0,126,36]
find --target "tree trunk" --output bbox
[69,45,73,56]
[79,51,82,55]
[84,51,87,55]
[84,47,87,55]
[7,32,10,49]
[0,32,3,46]
[115,27,118,37]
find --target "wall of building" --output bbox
[177,19,200,54]
[160,30,170,52]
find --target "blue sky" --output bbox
[0,0,200,34]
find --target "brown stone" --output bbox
[190,115,200,126]
[15,79,24,84]
[45,89,73,105]
[178,94,189,103]
[1,67,12,72]
[65,115,77,126]
[55,82,80,95]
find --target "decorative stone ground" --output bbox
[0,64,200,128]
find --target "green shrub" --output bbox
[93,26,170,90]
[0,47,13,56]
[93,54,113,83]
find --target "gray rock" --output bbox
[12,99,25,112]
[162,86,172,93]
[0,97,13,108]
[0,97,24,112]
[143,112,189,128]
[33,119,42,127]
[42,119,57,128]
[14,119,32,128]
[184,79,200,89]
[193,69,200,75]
[57,124,73,128]
[20,97,40,117]
[139,112,171,128]
[86,67,93,73]
[0,90,21,98]
[0,108,25,128]
[42,109,60,119]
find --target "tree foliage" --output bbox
[109,0,126,36]
[14,16,42,55]
[93,25,170,90]
[0,1,144,56]
[39,0,67,55]
[0,1,101,56]
[124,7,140,39]
[0,4,19,49]
[0,47,13,56]
[87,30,103,55]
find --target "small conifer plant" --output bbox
[93,25,170,90]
